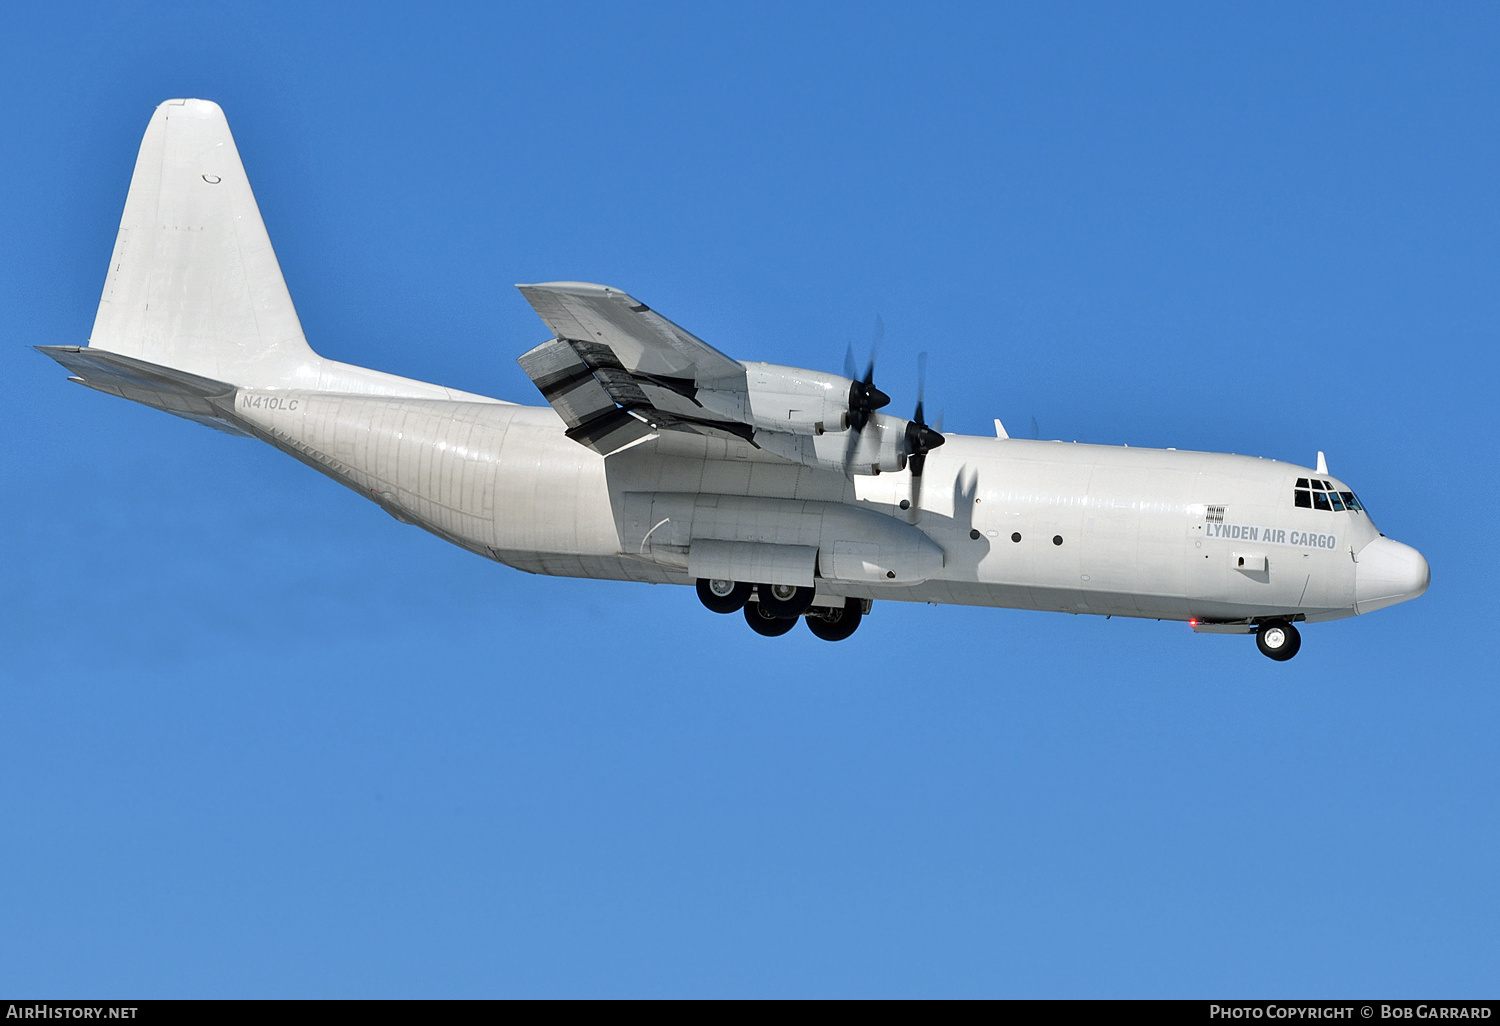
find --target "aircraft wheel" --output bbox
[756,583,815,619]
[806,599,863,642]
[1256,619,1301,661]
[744,601,798,637]
[697,578,752,614]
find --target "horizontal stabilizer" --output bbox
[37,345,248,435]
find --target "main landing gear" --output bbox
[696,578,865,641]
[805,598,863,641]
[745,600,799,637]
[696,578,753,614]
[1255,619,1302,661]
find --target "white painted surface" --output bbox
[43,99,1432,639]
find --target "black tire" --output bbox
[1256,619,1301,661]
[806,599,863,642]
[756,583,814,619]
[744,600,798,637]
[697,578,752,614]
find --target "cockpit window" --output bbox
[1293,483,1364,513]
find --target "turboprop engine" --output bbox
[692,360,944,484]
[691,362,888,438]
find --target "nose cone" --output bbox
[1355,537,1430,615]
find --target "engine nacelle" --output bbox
[747,361,851,433]
[658,360,914,478]
[752,411,909,476]
[696,362,868,436]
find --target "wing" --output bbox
[516,282,753,455]
[516,281,743,382]
[513,281,901,475]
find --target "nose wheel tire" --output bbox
[806,598,863,642]
[744,601,798,637]
[1256,619,1301,661]
[697,578,752,614]
[755,583,815,619]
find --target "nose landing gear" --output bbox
[1256,619,1301,661]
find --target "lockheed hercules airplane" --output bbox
[40,100,1430,659]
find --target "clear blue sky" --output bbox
[2,1,1496,998]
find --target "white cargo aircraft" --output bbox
[40,100,1430,659]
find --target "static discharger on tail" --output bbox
[39,99,1431,659]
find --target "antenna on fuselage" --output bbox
[1316,451,1329,475]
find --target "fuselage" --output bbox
[226,385,1427,627]
[43,97,1430,657]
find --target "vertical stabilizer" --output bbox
[47,98,501,408]
[90,98,315,387]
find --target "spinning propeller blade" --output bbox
[904,352,946,514]
[842,317,891,471]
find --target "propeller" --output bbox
[842,316,891,470]
[903,352,946,514]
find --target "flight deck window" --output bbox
[1293,483,1363,512]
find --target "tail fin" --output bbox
[88,98,315,386]
[42,99,500,418]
